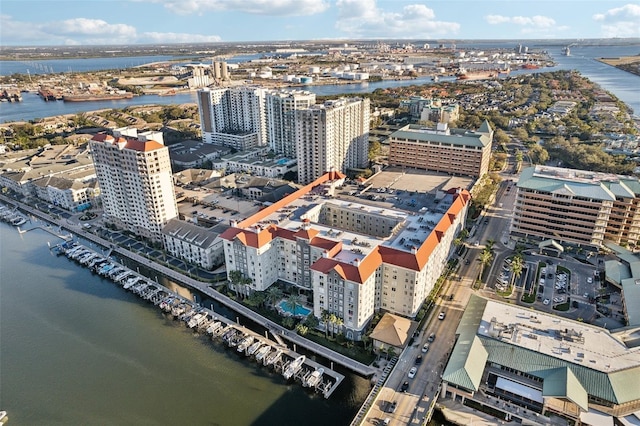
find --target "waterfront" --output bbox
[0,221,371,425]
[1,43,639,124]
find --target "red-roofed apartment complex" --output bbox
[89,129,178,242]
[221,171,471,340]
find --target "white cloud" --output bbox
[335,0,459,38]
[142,32,222,43]
[0,15,222,45]
[593,4,640,37]
[143,0,329,16]
[485,14,555,28]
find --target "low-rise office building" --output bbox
[388,121,493,178]
[442,295,640,425]
[512,166,640,249]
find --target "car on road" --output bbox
[408,367,417,379]
[401,381,409,392]
[415,355,423,364]
[422,343,430,353]
[587,277,593,283]
[543,298,550,305]
[438,312,446,320]
[428,332,436,342]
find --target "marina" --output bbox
[52,238,345,398]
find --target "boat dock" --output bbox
[54,241,344,398]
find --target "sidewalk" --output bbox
[438,399,506,425]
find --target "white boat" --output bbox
[206,321,222,335]
[255,345,272,362]
[237,335,254,352]
[247,341,262,356]
[283,355,305,379]
[11,216,27,226]
[305,368,324,387]
[264,349,282,366]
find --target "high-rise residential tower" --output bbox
[265,89,316,157]
[89,131,178,242]
[294,98,370,184]
[197,86,267,150]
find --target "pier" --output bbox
[51,240,345,398]
[1,194,375,379]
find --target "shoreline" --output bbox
[596,55,640,77]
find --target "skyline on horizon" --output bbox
[1,1,639,47]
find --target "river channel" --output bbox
[0,220,371,425]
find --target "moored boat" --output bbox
[283,355,305,379]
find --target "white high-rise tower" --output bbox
[295,98,370,185]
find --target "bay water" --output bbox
[0,221,370,425]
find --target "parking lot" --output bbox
[491,252,623,329]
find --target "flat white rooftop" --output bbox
[478,299,640,373]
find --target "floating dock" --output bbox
[54,241,344,398]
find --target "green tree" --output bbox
[286,293,302,316]
[266,286,283,310]
[479,248,494,281]
[509,255,525,290]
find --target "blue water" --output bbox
[1,42,639,124]
[0,219,369,425]
[279,300,311,317]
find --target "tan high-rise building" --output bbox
[512,165,640,249]
[388,121,493,178]
[89,133,178,242]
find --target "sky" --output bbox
[1,0,639,46]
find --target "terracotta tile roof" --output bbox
[236,171,345,229]
[293,227,319,240]
[221,171,470,281]
[125,139,165,152]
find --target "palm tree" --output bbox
[286,293,302,316]
[295,324,309,336]
[479,248,494,281]
[321,310,331,337]
[266,286,283,310]
[229,270,243,298]
[333,316,344,337]
[509,255,525,291]
[328,313,338,338]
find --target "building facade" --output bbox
[512,166,640,249]
[197,86,267,148]
[388,121,493,178]
[265,89,316,158]
[294,98,370,185]
[220,171,470,340]
[89,133,178,242]
[162,219,224,270]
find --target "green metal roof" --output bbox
[518,166,640,201]
[542,367,589,411]
[441,296,488,391]
[443,295,640,405]
[441,336,488,392]
[389,125,491,148]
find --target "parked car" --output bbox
[543,298,550,305]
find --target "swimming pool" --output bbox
[278,300,311,317]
